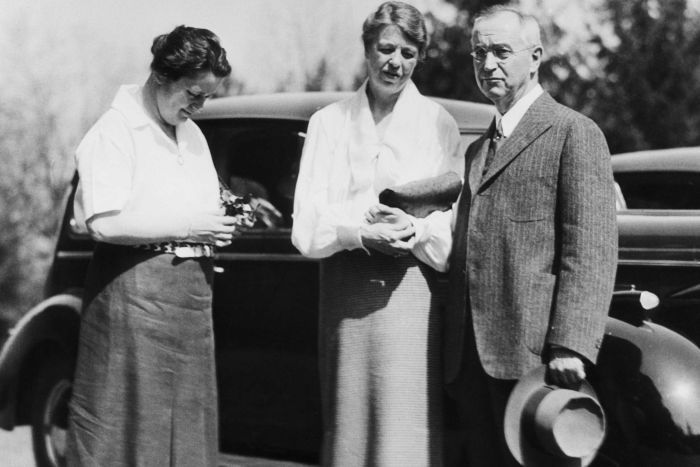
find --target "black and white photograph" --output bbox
[1,0,700,466]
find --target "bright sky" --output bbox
[0,0,456,179]
[5,0,700,94]
[5,0,699,141]
[3,0,455,93]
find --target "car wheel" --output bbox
[31,355,72,467]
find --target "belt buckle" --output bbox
[174,245,196,258]
[174,244,213,258]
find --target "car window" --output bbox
[197,119,307,232]
[614,171,700,210]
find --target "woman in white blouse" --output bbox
[66,26,234,466]
[292,2,462,465]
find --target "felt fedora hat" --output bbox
[504,365,606,467]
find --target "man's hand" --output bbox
[547,347,586,388]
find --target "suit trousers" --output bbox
[443,316,519,467]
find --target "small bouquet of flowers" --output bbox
[220,189,256,228]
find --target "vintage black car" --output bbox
[1,93,699,467]
[613,146,700,346]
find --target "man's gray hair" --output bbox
[473,5,542,48]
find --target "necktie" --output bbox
[481,119,503,179]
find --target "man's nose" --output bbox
[482,51,499,70]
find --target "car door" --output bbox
[198,118,322,462]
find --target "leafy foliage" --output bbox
[590,0,700,152]
[414,0,700,153]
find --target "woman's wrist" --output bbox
[338,223,366,252]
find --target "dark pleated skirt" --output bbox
[66,243,217,467]
[319,250,445,467]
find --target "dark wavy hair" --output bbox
[150,25,231,81]
[361,1,428,59]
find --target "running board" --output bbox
[218,453,316,467]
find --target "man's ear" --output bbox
[529,46,543,73]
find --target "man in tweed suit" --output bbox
[442,6,618,466]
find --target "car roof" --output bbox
[612,146,700,173]
[195,92,495,132]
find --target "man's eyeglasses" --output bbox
[470,45,537,63]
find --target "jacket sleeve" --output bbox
[546,116,618,363]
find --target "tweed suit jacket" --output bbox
[445,92,618,382]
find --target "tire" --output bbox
[31,354,73,467]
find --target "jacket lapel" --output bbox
[466,124,494,195]
[478,93,558,191]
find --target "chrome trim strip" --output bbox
[670,283,700,298]
[56,251,92,260]
[58,251,700,266]
[618,259,700,267]
[216,252,317,262]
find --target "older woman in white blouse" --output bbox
[292,2,462,466]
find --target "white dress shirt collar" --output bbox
[497,84,544,138]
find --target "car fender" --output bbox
[596,316,700,465]
[0,293,82,429]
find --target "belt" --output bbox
[133,242,215,258]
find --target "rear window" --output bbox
[197,118,307,231]
[615,171,700,210]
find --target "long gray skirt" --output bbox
[319,251,444,467]
[66,243,217,467]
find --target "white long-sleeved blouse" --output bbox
[291,80,462,271]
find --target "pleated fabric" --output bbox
[319,250,444,467]
[66,243,218,467]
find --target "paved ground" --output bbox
[0,426,34,467]
[0,425,314,467]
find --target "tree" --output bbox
[415,0,700,153]
[0,9,140,324]
[413,1,509,102]
[589,0,700,152]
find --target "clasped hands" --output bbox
[361,204,415,257]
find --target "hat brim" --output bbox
[504,365,601,467]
